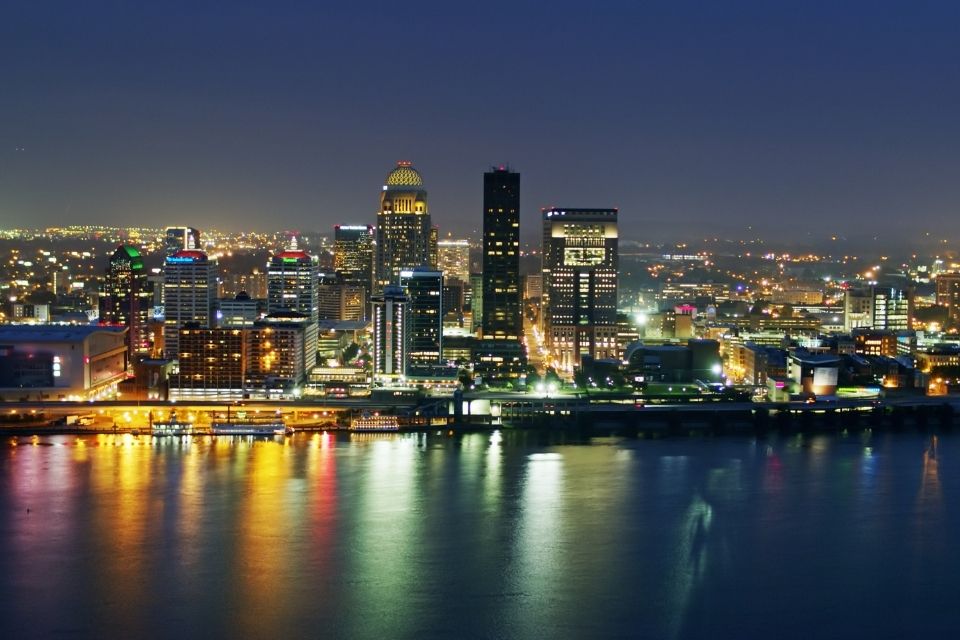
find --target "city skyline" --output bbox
[2,2,960,245]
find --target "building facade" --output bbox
[333,224,374,294]
[100,245,152,357]
[400,268,444,369]
[375,161,432,291]
[936,273,960,326]
[371,285,408,378]
[542,208,619,370]
[163,250,217,359]
[872,286,913,331]
[0,325,128,401]
[482,167,522,340]
[438,238,471,284]
[266,246,319,325]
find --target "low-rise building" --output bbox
[0,325,128,401]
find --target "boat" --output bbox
[210,406,290,437]
[211,422,285,436]
[151,410,194,436]
[349,414,400,432]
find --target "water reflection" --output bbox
[1,432,960,639]
[914,435,944,576]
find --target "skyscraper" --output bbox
[482,167,521,340]
[266,243,319,371]
[375,161,432,291]
[266,243,319,325]
[333,224,374,293]
[542,208,619,370]
[164,227,201,257]
[100,245,152,358]
[372,285,408,378]
[163,250,217,359]
[400,268,444,368]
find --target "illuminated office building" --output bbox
[542,208,619,370]
[372,285,408,378]
[375,161,432,290]
[100,245,152,357]
[318,273,367,321]
[871,286,913,331]
[162,250,217,359]
[333,224,374,293]
[438,238,471,284]
[400,268,443,368]
[267,242,319,325]
[482,167,522,340]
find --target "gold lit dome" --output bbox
[385,161,423,187]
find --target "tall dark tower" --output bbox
[482,166,521,340]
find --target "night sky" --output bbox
[2,1,959,244]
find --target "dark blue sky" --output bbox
[1,0,959,244]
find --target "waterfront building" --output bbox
[0,325,128,401]
[170,317,308,400]
[624,339,721,384]
[542,207,619,370]
[437,238,471,283]
[266,243,319,325]
[400,268,443,369]
[788,351,840,397]
[248,314,309,393]
[162,250,217,359]
[100,245,152,357]
[372,285,408,378]
[171,326,247,400]
[263,309,316,373]
[375,161,432,291]
[164,226,200,257]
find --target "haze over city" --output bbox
[2,0,959,245]
[5,4,960,640]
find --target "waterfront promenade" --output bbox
[2,392,959,435]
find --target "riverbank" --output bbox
[2,401,957,439]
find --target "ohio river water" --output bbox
[0,430,957,639]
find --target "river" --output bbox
[0,430,956,639]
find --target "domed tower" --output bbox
[376,161,433,291]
